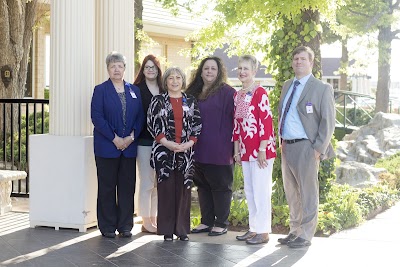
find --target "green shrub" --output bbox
[44,88,50,100]
[272,204,289,227]
[347,108,374,126]
[190,201,201,229]
[232,165,244,192]
[0,111,49,170]
[316,184,362,235]
[273,182,399,236]
[336,106,374,127]
[376,152,400,189]
[379,172,400,191]
[228,198,249,227]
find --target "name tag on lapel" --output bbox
[130,91,137,99]
[306,102,313,113]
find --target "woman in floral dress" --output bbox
[233,55,276,245]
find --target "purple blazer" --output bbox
[194,84,235,165]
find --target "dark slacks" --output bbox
[95,155,136,234]
[193,163,233,228]
[157,169,191,237]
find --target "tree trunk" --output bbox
[300,9,322,78]
[0,0,37,99]
[375,25,392,113]
[340,38,349,91]
[134,0,143,78]
[0,0,38,139]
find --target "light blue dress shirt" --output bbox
[280,73,312,140]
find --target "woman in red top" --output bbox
[233,55,276,245]
[147,67,202,241]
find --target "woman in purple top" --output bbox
[186,57,235,236]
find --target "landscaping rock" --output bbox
[336,112,400,188]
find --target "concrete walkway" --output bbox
[0,199,398,266]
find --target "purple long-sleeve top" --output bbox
[193,84,236,165]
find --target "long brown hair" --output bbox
[133,54,163,93]
[186,56,227,100]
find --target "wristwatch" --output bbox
[130,134,135,141]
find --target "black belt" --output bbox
[283,138,307,144]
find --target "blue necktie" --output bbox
[280,80,300,136]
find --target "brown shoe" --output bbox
[141,225,156,234]
[236,231,256,241]
[246,233,269,245]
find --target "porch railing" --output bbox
[0,98,49,197]
[334,90,400,131]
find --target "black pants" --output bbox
[157,169,191,237]
[95,155,136,234]
[193,163,233,228]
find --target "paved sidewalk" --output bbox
[0,200,398,266]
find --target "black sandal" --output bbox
[179,235,189,241]
[164,235,173,241]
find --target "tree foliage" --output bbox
[158,0,340,202]
[338,0,400,112]
[134,0,144,77]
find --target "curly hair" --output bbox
[133,54,163,93]
[186,57,228,100]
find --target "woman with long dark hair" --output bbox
[186,57,236,236]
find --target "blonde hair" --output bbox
[162,67,186,91]
[238,55,259,71]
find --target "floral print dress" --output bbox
[233,86,276,161]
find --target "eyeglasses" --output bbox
[144,66,156,71]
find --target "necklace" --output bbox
[241,81,255,92]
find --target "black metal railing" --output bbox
[0,98,49,197]
[334,90,400,131]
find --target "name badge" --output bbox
[306,102,313,113]
[130,90,137,99]
[245,92,252,103]
[183,106,189,112]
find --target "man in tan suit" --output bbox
[277,46,335,248]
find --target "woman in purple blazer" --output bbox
[91,51,144,238]
[186,57,236,236]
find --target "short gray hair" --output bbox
[238,55,259,71]
[106,51,126,67]
[162,67,186,91]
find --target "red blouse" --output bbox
[155,97,197,144]
[233,86,276,161]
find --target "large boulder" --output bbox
[335,112,400,188]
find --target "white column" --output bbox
[49,0,95,136]
[30,0,135,233]
[30,0,97,232]
[95,0,135,85]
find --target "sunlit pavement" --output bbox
[0,199,398,267]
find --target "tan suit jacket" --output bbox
[278,75,335,160]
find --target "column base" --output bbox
[29,135,97,232]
